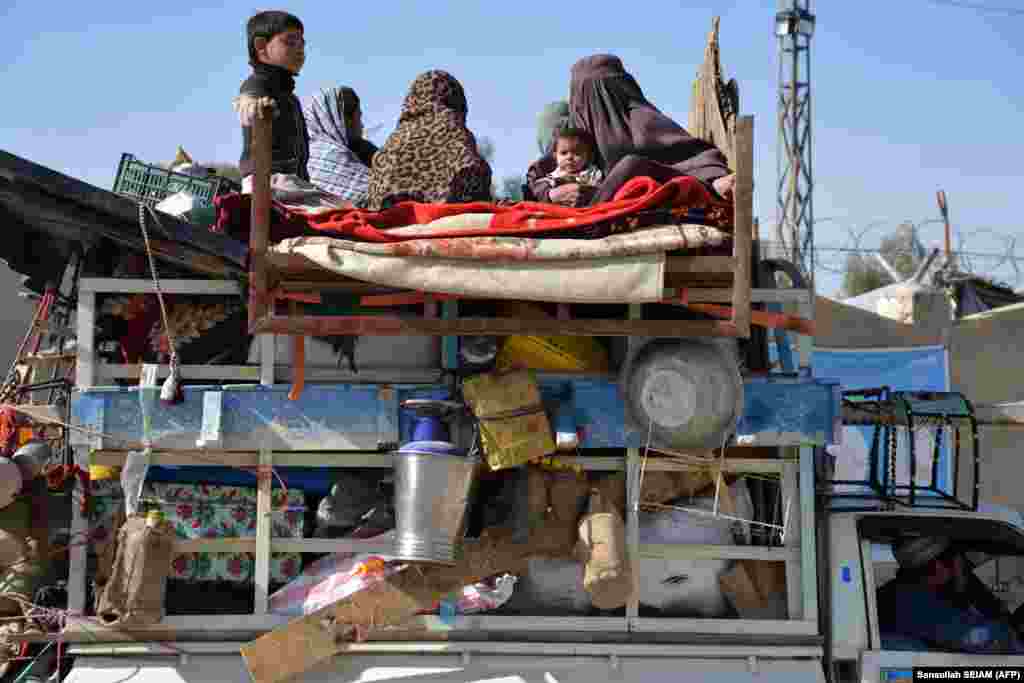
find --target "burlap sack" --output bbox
[97,516,175,626]
[577,489,632,610]
[0,536,45,618]
[94,505,127,590]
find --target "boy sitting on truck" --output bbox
[878,536,1024,654]
[235,10,310,188]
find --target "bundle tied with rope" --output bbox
[137,205,184,406]
[462,370,555,471]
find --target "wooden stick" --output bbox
[253,314,741,338]
[731,115,753,338]
[287,300,304,401]
[247,108,273,333]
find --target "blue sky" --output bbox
[4,0,1022,297]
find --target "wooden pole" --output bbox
[937,190,952,264]
[731,115,754,338]
[248,110,273,334]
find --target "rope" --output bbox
[137,205,179,371]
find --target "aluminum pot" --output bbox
[391,441,480,565]
[621,338,744,451]
[11,441,52,481]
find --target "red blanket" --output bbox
[214,176,729,245]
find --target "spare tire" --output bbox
[621,338,743,451]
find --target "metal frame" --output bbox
[75,278,810,391]
[776,0,816,285]
[829,389,980,512]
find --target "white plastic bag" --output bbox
[120,450,151,518]
[154,191,202,218]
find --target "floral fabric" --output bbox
[89,480,305,585]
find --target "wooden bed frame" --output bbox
[245,113,754,339]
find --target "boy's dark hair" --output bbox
[247,11,304,66]
[553,126,595,151]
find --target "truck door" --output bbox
[855,513,1024,682]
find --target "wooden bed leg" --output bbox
[423,294,438,319]
[248,109,273,334]
[731,115,754,339]
[287,300,305,401]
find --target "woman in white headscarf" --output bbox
[304,86,378,205]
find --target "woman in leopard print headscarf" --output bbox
[366,70,493,211]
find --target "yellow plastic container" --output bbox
[496,335,610,373]
[90,465,121,481]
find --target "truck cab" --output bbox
[828,508,1024,682]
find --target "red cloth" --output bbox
[298,175,723,242]
[212,192,313,244]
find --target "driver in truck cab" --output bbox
[877,535,1024,654]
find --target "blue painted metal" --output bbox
[72,375,841,452]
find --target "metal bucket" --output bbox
[391,442,480,565]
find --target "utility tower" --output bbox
[775,0,816,286]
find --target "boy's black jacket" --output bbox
[238,63,310,180]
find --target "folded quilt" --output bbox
[274,224,728,262]
[270,243,664,303]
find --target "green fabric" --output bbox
[537,101,570,155]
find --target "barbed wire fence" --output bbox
[757,217,1024,293]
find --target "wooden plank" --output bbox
[259,335,275,386]
[731,115,754,338]
[629,618,819,636]
[254,449,272,615]
[240,526,574,683]
[98,363,261,381]
[677,288,812,304]
[664,255,734,275]
[253,314,741,338]
[170,537,398,555]
[627,449,641,621]
[782,459,803,620]
[91,449,625,471]
[67,641,826,658]
[798,446,819,625]
[637,544,798,562]
[79,278,241,295]
[248,112,273,330]
[76,290,96,388]
[67,445,91,617]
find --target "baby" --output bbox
[533,127,603,206]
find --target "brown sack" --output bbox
[578,489,632,610]
[94,505,127,590]
[97,515,175,626]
